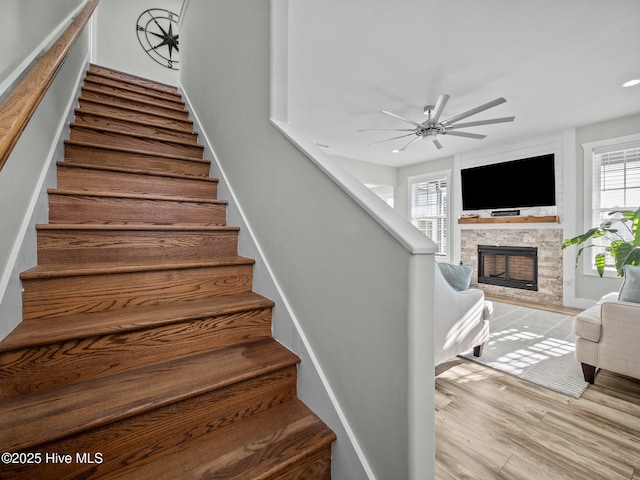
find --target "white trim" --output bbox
[0,54,90,316]
[89,4,98,65]
[581,132,640,278]
[407,169,451,261]
[178,0,190,31]
[180,84,377,480]
[0,0,91,99]
[270,0,289,122]
[561,128,582,307]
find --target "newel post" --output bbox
[408,252,436,479]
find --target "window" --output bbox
[409,171,449,256]
[584,135,640,276]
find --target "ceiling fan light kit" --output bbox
[360,94,515,152]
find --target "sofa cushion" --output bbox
[438,263,473,291]
[573,304,602,343]
[619,265,640,303]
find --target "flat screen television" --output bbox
[460,154,556,211]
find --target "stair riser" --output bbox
[1,367,298,479]
[22,264,254,320]
[1,308,272,398]
[81,89,189,120]
[64,143,210,177]
[269,447,333,480]
[56,165,217,199]
[78,99,193,132]
[69,126,204,158]
[37,229,237,263]
[84,80,185,110]
[88,64,181,96]
[84,73,183,103]
[73,111,199,144]
[48,193,226,226]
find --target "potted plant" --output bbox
[562,208,640,277]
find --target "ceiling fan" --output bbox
[359,95,515,152]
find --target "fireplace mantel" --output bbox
[458,215,560,225]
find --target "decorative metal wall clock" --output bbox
[136,8,179,70]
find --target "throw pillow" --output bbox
[619,265,640,303]
[438,263,473,291]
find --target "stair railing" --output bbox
[0,0,99,173]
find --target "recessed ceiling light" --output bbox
[392,149,400,153]
[622,79,640,88]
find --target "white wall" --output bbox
[0,2,91,339]
[330,153,398,188]
[179,1,433,478]
[93,0,182,86]
[0,0,84,96]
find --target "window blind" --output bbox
[410,174,447,255]
[594,144,640,216]
[592,144,640,266]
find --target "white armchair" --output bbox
[434,263,492,366]
[573,292,640,383]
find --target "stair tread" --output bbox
[73,110,199,142]
[89,64,181,97]
[36,223,238,232]
[0,292,274,352]
[70,123,204,150]
[78,96,193,126]
[81,86,188,115]
[48,188,226,204]
[98,399,336,480]
[64,139,208,163]
[84,78,186,107]
[0,338,300,451]
[56,161,217,183]
[20,256,255,279]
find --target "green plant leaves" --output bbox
[563,207,640,277]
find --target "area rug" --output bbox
[460,301,588,398]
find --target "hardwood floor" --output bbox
[484,293,584,316]
[436,358,640,479]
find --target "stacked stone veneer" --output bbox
[461,228,563,304]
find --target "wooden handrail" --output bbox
[0,0,99,172]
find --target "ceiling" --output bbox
[285,0,640,167]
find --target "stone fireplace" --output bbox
[461,227,563,304]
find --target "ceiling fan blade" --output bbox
[381,110,421,127]
[426,94,450,125]
[358,128,416,132]
[444,130,486,140]
[396,136,423,152]
[368,132,416,145]
[446,116,515,129]
[441,97,507,125]
[433,138,444,150]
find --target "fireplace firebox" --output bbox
[477,245,538,291]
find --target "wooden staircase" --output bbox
[0,64,335,479]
